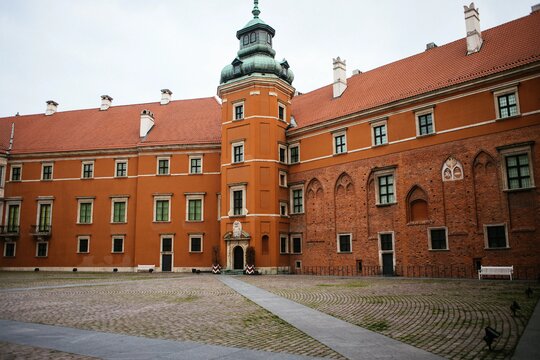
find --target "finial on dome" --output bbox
[252,0,260,18]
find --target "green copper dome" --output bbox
[220,0,294,85]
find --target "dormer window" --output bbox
[250,32,256,43]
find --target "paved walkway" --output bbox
[219,276,442,360]
[512,297,540,359]
[0,319,325,360]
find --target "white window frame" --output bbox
[290,184,304,214]
[36,242,48,257]
[81,161,94,179]
[228,184,247,217]
[160,234,174,271]
[428,227,449,251]
[280,234,289,254]
[189,234,204,253]
[153,195,172,222]
[185,193,205,222]
[36,200,53,228]
[111,235,125,253]
[10,164,22,181]
[0,164,5,188]
[4,201,21,229]
[374,169,396,206]
[77,198,94,224]
[189,155,203,174]
[231,141,245,164]
[156,157,171,175]
[337,233,352,253]
[484,223,509,249]
[499,145,535,191]
[278,144,288,164]
[41,163,54,181]
[111,197,128,224]
[279,170,288,187]
[279,201,288,217]
[233,101,245,121]
[378,231,395,269]
[493,86,520,119]
[288,143,300,164]
[415,107,436,137]
[77,235,90,254]
[217,193,221,221]
[114,159,128,178]
[291,234,303,254]
[295,260,302,270]
[3,242,16,257]
[332,130,347,155]
[278,102,286,121]
[371,120,388,146]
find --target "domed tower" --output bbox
[218,0,295,274]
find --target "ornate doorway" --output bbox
[233,246,244,270]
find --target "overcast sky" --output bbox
[0,0,535,117]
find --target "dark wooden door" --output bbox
[233,246,244,270]
[162,254,172,272]
[382,254,393,276]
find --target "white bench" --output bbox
[137,264,155,273]
[478,266,513,280]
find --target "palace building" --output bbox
[1,2,539,278]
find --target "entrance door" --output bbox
[233,246,244,270]
[380,233,394,276]
[382,254,394,276]
[161,237,173,272]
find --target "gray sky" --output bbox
[0,0,534,117]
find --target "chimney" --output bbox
[100,95,113,110]
[464,3,483,54]
[140,109,155,138]
[333,57,347,98]
[352,69,362,76]
[45,100,58,116]
[426,42,438,50]
[532,4,540,13]
[160,89,172,105]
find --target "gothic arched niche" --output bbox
[406,185,429,222]
[306,178,324,241]
[335,173,356,233]
[473,150,503,228]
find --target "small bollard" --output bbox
[510,300,521,316]
[483,327,500,350]
[525,287,533,298]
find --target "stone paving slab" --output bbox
[219,276,443,360]
[512,298,540,359]
[0,319,327,360]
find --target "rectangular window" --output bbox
[41,164,53,180]
[78,236,90,253]
[115,160,127,177]
[189,156,202,174]
[82,162,94,178]
[279,171,287,187]
[289,145,299,164]
[4,242,15,257]
[37,203,52,231]
[485,224,508,249]
[161,237,173,252]
[279,145,287,163]
[0,165,4,187]
[233,190,243,216]
[429,228,448,250]
[373,124,387,146]
[189,235,203,253]
[278,104,285,121]
[418,113,434,135]
[36,242,48,257]
[279,202,288,216]
[378,174,395,204]
[280,234,288,254]
[234,103,244,120]
[112,200,127,223]
[187,199,202,221]
[10,165,21,181]
[338,234,352,253]
[155,199,170,222]
[112,237,124,253]
[497,93,518,118]
[7,204,20,232]
[380,233,393,251]
[78,202,93,224]
[291,236,302,254]
[333,132,347,154]
[505,154,531,189]
[157,158,170,175]
[232,142,244,163]
[291,187,303,214]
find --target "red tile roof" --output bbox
[290,11,540,130]
[0,97,221,155]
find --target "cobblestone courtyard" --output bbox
[0,272,538,359]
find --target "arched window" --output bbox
[250,32,257,43]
